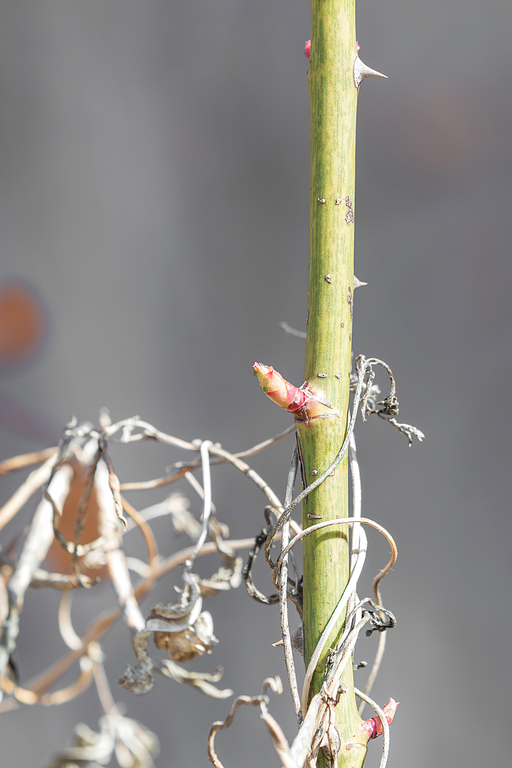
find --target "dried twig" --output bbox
[0,452,58,532]
[278,445,302,725]
[0,464,73,685]
[121,498,159,574]
[91,650,116,715]
[349,432,391,714]
[103,416,197,452]
[120,425,295,492]
[95,461,145,633]
[207,444,285,522]
[208,677,297,768]
[183,441,214,576]
[0,447,57,477]
[28,570,84,591]
[58,592,82,650]
[376,415,425,445]
[280,321,307,340]
[243,527,280,605]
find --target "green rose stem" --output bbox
[255,2,388,763]
[299,3,385,766]
[299,3,361,763]
[300,21,358,768]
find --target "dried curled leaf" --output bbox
[153,610,218,662]
[166,492,202,539]
[120,627,230,699]
[146,588,217,662]
[196,553,243,597]
[48,709,159,768]
[119,660,155,697]
[160,659,232,698]
[119,631,156,696]
[145,588,202,633]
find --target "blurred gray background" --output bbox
[0,1,510,766]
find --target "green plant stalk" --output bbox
[298,1,363,765]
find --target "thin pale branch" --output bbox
[0,447,57,477]
[0,452,58,532]
[278,445,302,725]
[121,497,160,581]
[0,464,73,684]
[120,425,295,492]
[208,678,297,768]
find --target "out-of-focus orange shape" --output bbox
[45,458,108,580]
[0,283,45,363]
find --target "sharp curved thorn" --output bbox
[354,276,367,289]
[353,56,388,88]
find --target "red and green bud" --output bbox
[253,363,307,413]
[253,363,335,422]
[361,698,399,741]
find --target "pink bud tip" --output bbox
[253,363,307,413]
[361,698,399,740]
[357,41,360,52]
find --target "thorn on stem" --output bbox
[353,56,388,88]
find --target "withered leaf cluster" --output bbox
[48,709,159,768]
[0,416,263,762]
